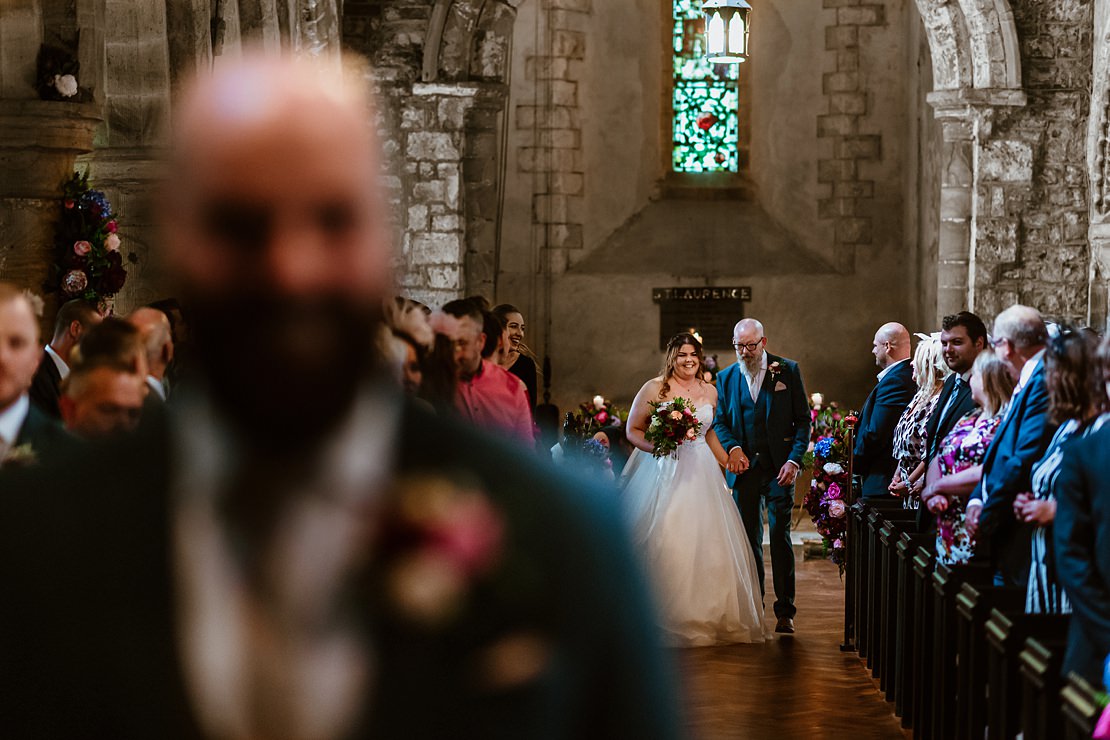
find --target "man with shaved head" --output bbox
[854,322,916,497]
[0,54,679,739]
[966,305,1056,587]
[713,317,811,634]
[127,306,174,402]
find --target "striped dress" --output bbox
[1025,418,1087,614]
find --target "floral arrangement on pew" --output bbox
[48,171,130,312]
[579,395,624,428]
[644,397,702,459]
[557,411,614,480]
[801,393,858,572]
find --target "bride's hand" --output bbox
[726,448,749,475]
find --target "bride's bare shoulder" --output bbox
[639,377,665,395]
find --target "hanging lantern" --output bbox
[703,0,750,64]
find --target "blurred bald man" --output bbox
[854,322,916,497]
[127,306,174,402]
[0,54,679,740]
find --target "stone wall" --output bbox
[974,0,1092,324]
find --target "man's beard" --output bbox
[737,351,761,376]
[189,295,383,454]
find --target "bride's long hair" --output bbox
[659,332,705,400]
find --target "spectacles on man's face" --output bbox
[989,336,1009,349]
[733,339,764,352]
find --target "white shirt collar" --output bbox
[0,393,31,446]
[877,357,909,382]
[146,375,167,401]
[1016,348,1046,393]
[44,344,69,380]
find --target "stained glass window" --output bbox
[672,0,740,173]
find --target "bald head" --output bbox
[733,318,765,340]
[872,322,911,369]
[165,52,393,452]
[127,307,173,380]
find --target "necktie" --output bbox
[939,376,963,426]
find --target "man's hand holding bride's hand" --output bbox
[726,448,749,475]
[777,462,798,487]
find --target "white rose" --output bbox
[828,500,846,519]
[823,462,844,476]
[54,74,78,98]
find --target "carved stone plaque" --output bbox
[652,286,751,350]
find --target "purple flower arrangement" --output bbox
[801,405,859,572]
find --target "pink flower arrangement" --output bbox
[645,397,701,458]
[802,404,859,572]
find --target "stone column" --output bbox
[0,100,102,324]
[932,111,975,324]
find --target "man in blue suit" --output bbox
[853,323,916,497]
[966,305,1056,587]
[714,318,811,634]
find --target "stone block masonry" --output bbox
[817,0,885,271]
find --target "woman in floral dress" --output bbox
[1019,330,1103,613]
[921,350,1016,566]
[889,336,950,508]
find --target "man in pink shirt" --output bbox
[442,299,534,445]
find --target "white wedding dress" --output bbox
[620,403,768,647]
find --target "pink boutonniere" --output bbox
[768,361,784,388]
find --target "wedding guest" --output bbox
[149,297,193,390]
[966,305,1056,588]
[889,335,950,508]
[1053,335,1110,685]
[75,317,148,377]
[29,297,102,418]
[922,350,1015,565]
[854,322,916,497]
[0,54,680,739]
[59,361,146,439]
[127,307,174,402]
[383,298,434,398]
[442,298,534,445]
[493,304,538,409]
[0,284,68,469]
[1019,329,1102,614]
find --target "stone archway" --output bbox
[911,0,1027,324]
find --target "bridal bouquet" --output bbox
[645,397,701,458]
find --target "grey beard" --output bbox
[737,351,761,376]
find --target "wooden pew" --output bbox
[894,531,934,726]
[871,508,918,680]
[878,511,919,692]
[929,562,994,740]
[853,498,902,662]
[1061,673,1104,740]
[911,544,936,738]
[1018,632,1070,740]
[984,610,1070,740]
[954,582,1025,740]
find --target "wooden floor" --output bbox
[677,547,911,739]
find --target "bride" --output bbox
[621,333,768,646]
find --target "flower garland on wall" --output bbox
[801,396,858,572]
[49,171,130,312]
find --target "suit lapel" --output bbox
[732,365,749,448]
[761,354,778,426]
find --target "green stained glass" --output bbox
[673,0,739,173]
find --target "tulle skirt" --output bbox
[620,440,768,647]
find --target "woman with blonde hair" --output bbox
[922,349,1016,565]
[889,336,951,508]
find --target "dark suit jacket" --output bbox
[0,399,680,739]
[713,353,811,488]
[974,359,1056,582]
[853,359,916,497]
[28,349,62,419]
[924,372,978,463]
[6,401,71,468]
[1052,419,1110,685]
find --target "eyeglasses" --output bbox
[733,339,764,352]
[989,336,1009,348]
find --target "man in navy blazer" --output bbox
[966,306,1056,587]
[914,312,987,528]
[853,323,916,498]
[1053,375,1110,685]
[714,318,811,633]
